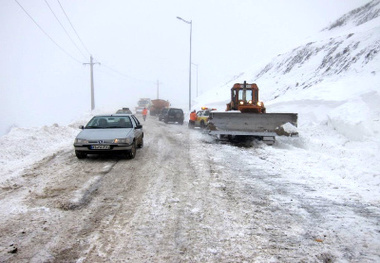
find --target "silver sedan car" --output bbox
[73,114,143,159]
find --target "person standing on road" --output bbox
[188,110,197,128]
[142,107,148,121]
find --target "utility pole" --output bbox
[157,80,159,99]
[156,80,163,99]
[83,56,100,111]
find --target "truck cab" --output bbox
[227,82,266,113]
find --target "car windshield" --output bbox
[85,116,133,129]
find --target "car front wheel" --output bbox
[128,141,137,159]
[138,137,144,148]
[75,151,87,159]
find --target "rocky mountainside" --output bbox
[325,0,380,30]
[253,0,380,101]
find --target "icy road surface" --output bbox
[0,117,379,262]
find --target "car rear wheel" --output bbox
[75,151,87,159]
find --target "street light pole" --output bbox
[192,63,199,97]
[177,16,192,111]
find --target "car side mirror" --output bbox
[135,124,143,129]
[79,125,85,129]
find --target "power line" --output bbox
[101,63,156,84]
[14,0,82,63]
[57,0,91,56]
[44,0,87,59]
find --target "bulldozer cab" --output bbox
[227,81,265,113]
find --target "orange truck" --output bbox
[150,99,170,116]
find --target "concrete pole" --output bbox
[83,56,100,111]
[189,20,192,111]
[90,56,95,110]
[157,80,159,99]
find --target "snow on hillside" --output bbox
[324,0,380,31]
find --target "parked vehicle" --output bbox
[163,108,184,124]
[150,99,170,116]
[116,108,132,114]
[158,108,169,121]
[73,114,143,159]
[194,107,216,129]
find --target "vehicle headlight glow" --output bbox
[257,102,263,106]
[248,100,252,104]
[114,138,127,144]
[75,138,88,144]
[239,101,244,105]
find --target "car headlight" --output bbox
[113,138,131,144]
[248,100,253,104]
[114,138,126,144]
[75,138,88,144]
[239,101,244,105]
[257,101,263,106]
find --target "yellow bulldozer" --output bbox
[207,81,298,144]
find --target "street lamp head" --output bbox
[176,16,191,24]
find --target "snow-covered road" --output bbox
[0,116,379,262]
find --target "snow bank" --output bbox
[0,111,99,186]
[0,124,77,184]
[328,97,373,141]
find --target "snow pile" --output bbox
[0,125,76,184]
[281,122,298,134]
[327,94,376,141]
[0,111,99,186]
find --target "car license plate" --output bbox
[91,145,110,150]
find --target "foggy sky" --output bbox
[0,0,370,135]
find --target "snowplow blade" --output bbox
[207,112,298,136]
